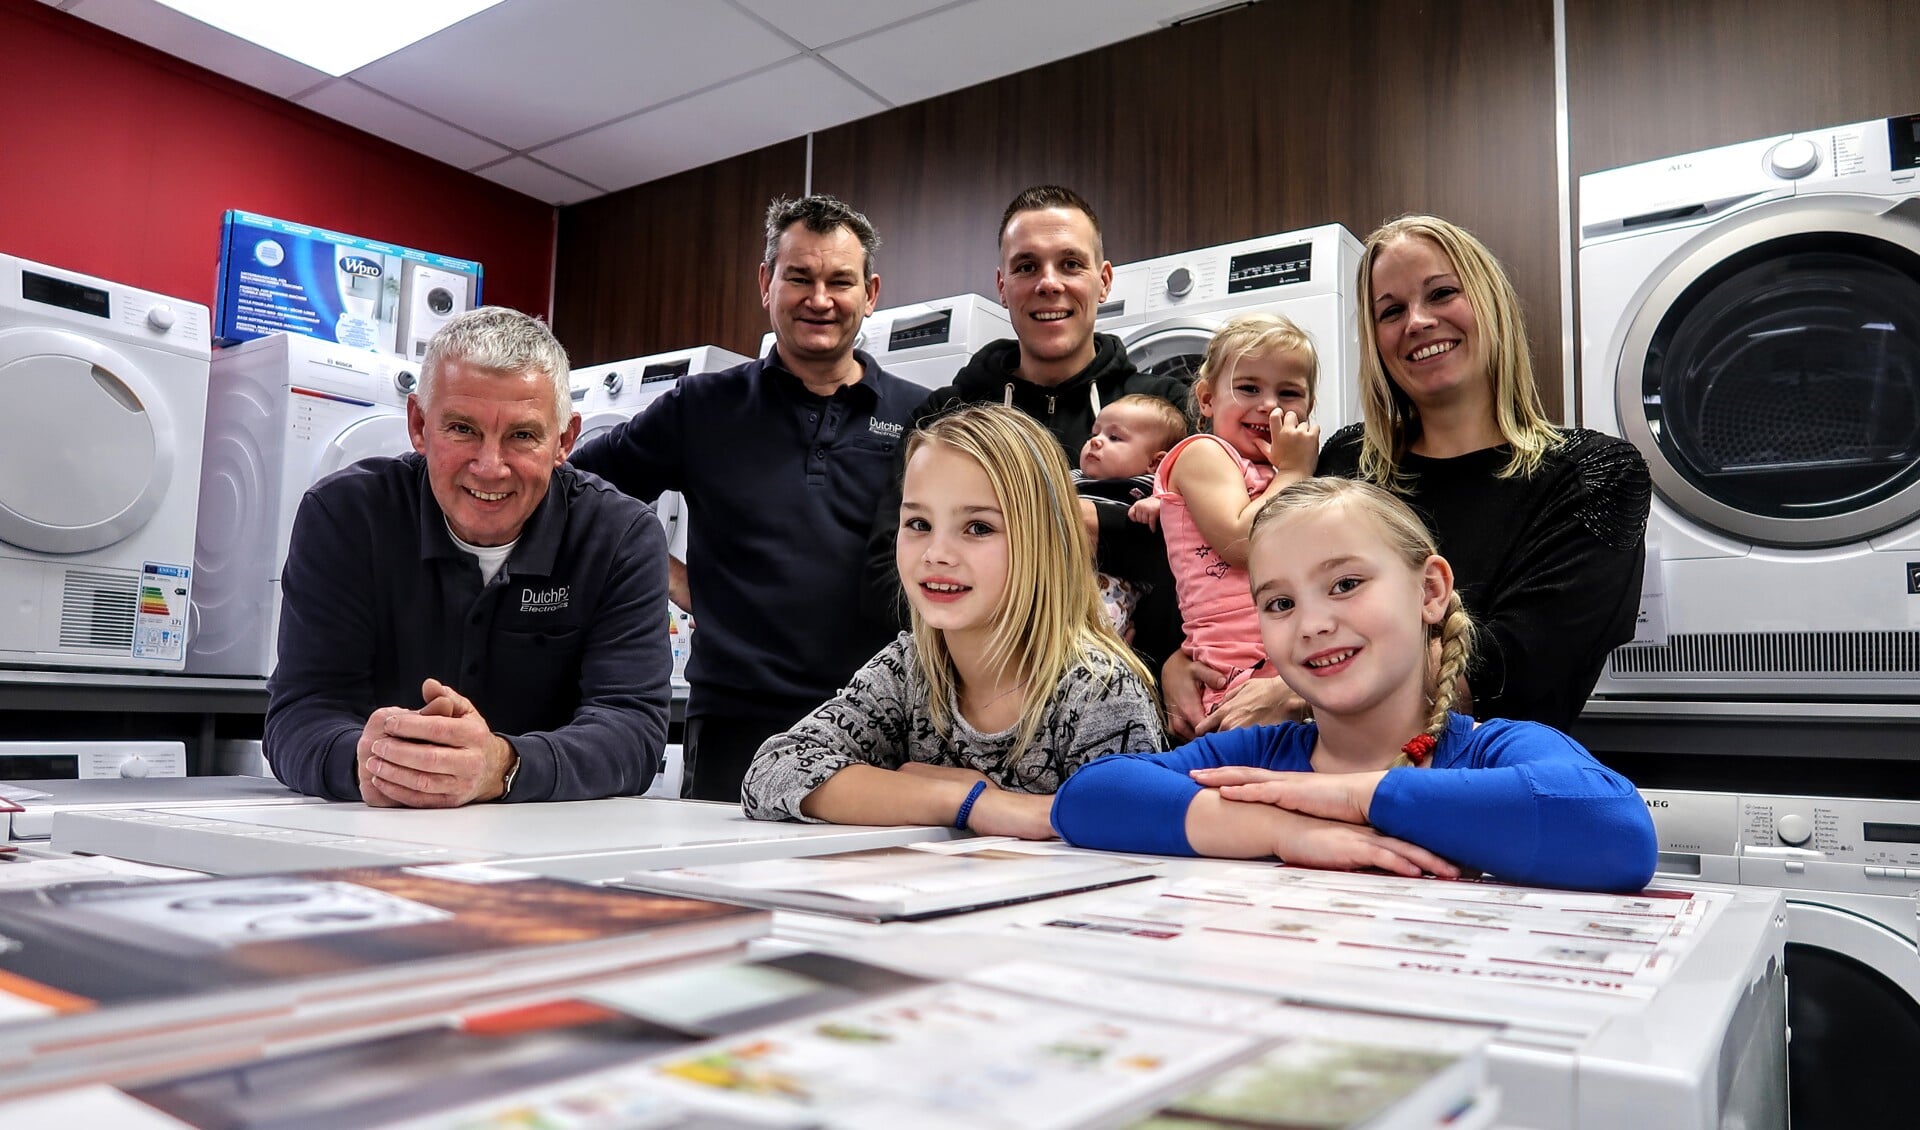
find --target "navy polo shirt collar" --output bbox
[413,455,568,578]
[763,347,883,408]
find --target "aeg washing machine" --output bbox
[1642,788,1920,1130]
[1581,114,1920,696]
[0,255,210,672]
[757,294,1010,392]
[1095,225,1364,434]
[571,345,749,692]
[187,333,418,676]
[395,260,476,362]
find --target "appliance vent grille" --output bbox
[1610,632,1920,676]
[59,569,137,652]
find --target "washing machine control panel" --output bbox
[1643,789,1920,894]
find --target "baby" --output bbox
[1073,393,1189,640]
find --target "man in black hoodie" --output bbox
[860,185,1190,678]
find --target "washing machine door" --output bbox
[1123,318,1218,385]
[0,328,176,554]
[1782,897,1920,1130]
[1616,194,1920,547]
[316,413,412,481]
[576,408,629,451]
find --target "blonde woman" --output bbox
[742,404,1163,838]
[1055,479,1656,893]
[1173,215,1649,735]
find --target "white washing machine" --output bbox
[571,345,748,692]
[187,333,418,676]
[1643,788,1920,1130]
[1094,225,1365,435]
[395,260,476,362]
[1581,114,1920,697]
[0,255,210,672]
[757,293,1010,392]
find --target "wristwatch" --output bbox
[497,736,520,802]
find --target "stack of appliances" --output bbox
[1095,225,1365,433]
[571,346,749,698]
[0,255,210,672]
[187,333,418,677]
[1580,113,1920,697]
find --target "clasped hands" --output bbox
[356,678,516,808]
[1191,765,1460,879]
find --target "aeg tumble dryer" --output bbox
[187,333,418,676]
[0,255,210,671]
[1096,226,1364,434]
[570,346,749,692]
[1581,113,1920,696]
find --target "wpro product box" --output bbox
[214,210,482,358]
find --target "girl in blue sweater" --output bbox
[1051,477,1656,892]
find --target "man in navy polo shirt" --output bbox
[571,195,921,803]
[265,307,670,806]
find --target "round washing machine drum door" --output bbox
[1617,194,1920,547]
[0,328,174,554]
[1123,319,1217,386]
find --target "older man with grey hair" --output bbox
[266,306,670,806]
[572,194,922,803]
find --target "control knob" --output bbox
[1775,813,1813,846]
[394,369,418,395]
[601,371,624,396]
[146,305,176,331]
[1165,267,1194,299]
[119,756,150,779]
[1767,138,1820,179]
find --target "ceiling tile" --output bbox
[732,0,959,51]
[472,156,600,205]
[533,57,883,192]
[351,0,798,152]
[65,0,331,97]
[821,0,1192,106]
[298,81,512,170]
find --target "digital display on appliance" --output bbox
[889,309,953,350]
[22,270,109,319]
[640,360,689,384]
[1865,822,1920,844]
[1097,298,1127,318]
[1227,243,1313,294]
[1887,113,1920,170]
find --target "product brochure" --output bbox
[1010,865,1722,999]
[614,839,1161,921]
[0,864,768,1096]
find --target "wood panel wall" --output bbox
[554,0,1562,413]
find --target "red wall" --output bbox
[0,0,553,320]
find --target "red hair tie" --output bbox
[1401,733,1437,765]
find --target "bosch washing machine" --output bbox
[1580,113,1920,696]
[0,255,210,672]
[571,345,749,695]
[1095,225,1365,435]
[187,333,418,676]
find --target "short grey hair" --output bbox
[419,306,571,426]
[763,194,880,280]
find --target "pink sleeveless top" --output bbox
[1154,434,1275,708]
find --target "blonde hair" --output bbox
[1354,215,1563,490]
[1250,477,1474,759]
[1192,311,1319,425]
[902,405,1156,754]
[1103,392,1189,453]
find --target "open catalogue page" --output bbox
[0,863,768,1094]
[0,948,1495,1129]
[1000,864,1726,999]
[613,838,1161,920]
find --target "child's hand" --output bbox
[1273,814,1458,878]
[1192,767,1384,826]
[1265,408,1320,477]
[1127,495,1162,530]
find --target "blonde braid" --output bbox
[1386,592,1476,769]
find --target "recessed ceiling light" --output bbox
[154,0,508,76]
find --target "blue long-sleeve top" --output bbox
[1051,713,1657,892]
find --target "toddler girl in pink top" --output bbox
[1154,313,1321,712]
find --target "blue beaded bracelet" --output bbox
[954,780,988,830]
